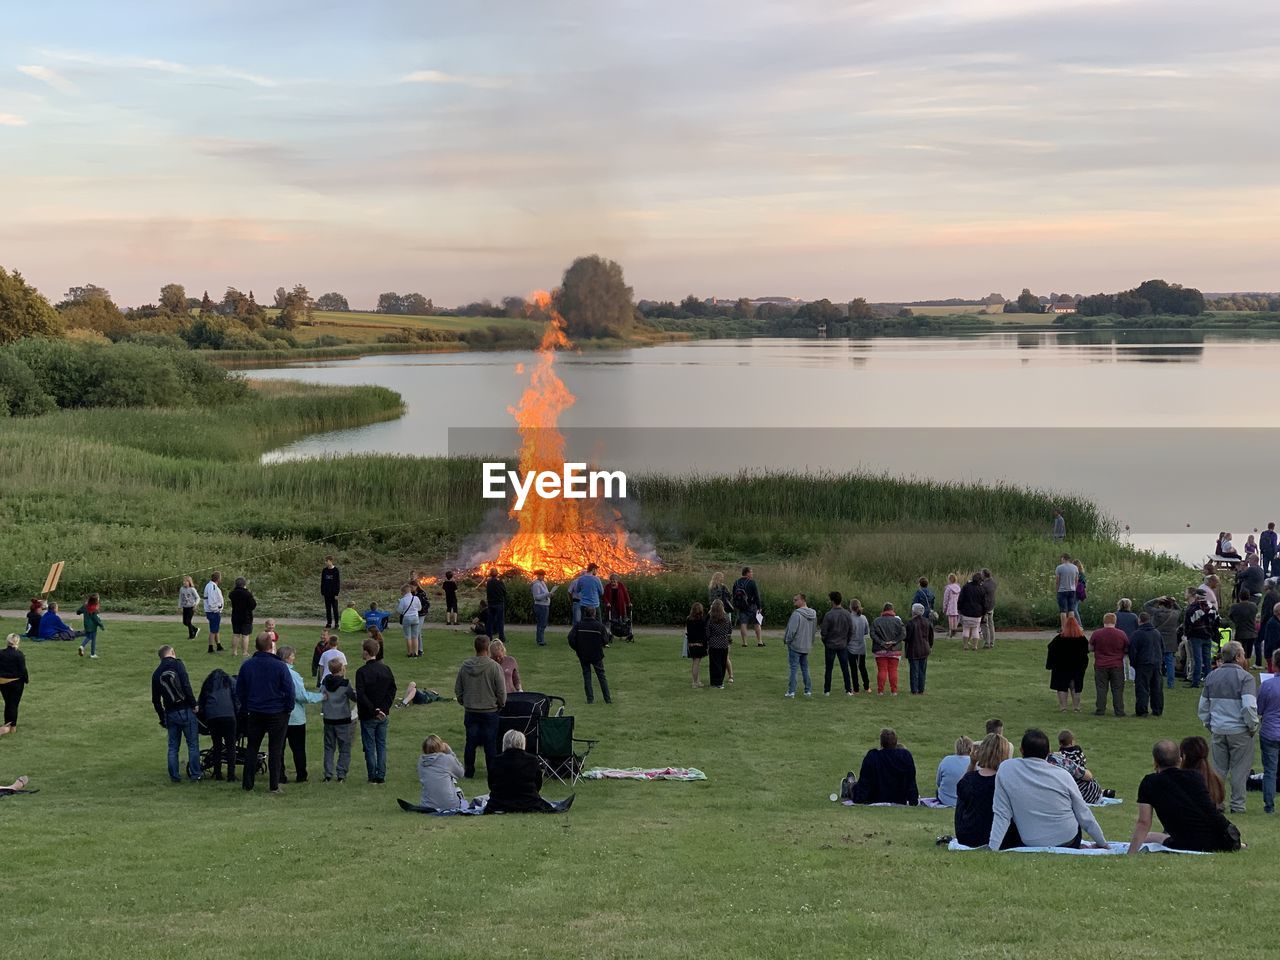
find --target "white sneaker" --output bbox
[803,692,812,697]
[824,692,830,697]
[783,692,795,698]
[90,654,98,659]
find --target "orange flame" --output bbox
[476,291,659,581]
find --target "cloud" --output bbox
[399,69,509,90]
[0,113,27,127]
[38,49,279,87]
[1064,64,1189,78]
[17,64,77,93]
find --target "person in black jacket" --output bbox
[152,645,201,783]
[568,606,612,704]
[957,573,986,652]
[321,556,341,629]
[485,730,554,813]
[228,577,257,658]
[197,668,239,782]
[850,728,918,805]
[485,569,507,642]
[355,637,396,783]
[0,634,30,731]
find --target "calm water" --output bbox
[251,331,1280,564]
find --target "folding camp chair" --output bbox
[536,714,597,789]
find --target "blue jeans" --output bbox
[787,646,811,695]
[572,601,582,625]
[1261,736,1280,813]
[486,603,506,642]
[80,631,97,655]
[165,708,201,781]
[534,604,549,646]
[908,657,928,694]
[360,717,388,780]
[1191,639,1212,686]
[463,710,500,778]
[1163,651,1175,688]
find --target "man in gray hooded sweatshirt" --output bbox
[784,594,817,698]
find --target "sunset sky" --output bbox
[1,0,1276,307]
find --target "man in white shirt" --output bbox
[317,634,347,686]
[989,728,1107,850]
[203,571,225,654]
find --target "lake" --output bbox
[251,330,1280,564]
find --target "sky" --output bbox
[1,0,1277,308]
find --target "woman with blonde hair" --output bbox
[1046,614,1089,712]
[954,733,1016,847]
[0,634,29,732]
[935,735,975,807]
[707,573,733,618]
[490,639,521,694]
[942,573,961,638]
[178,575,200,642]
[418,734,466,811]
[706,600,733,689]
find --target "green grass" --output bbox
[304,309,535,342]
[3,619,1272,960]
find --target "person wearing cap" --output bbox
[1184,587,1217,688]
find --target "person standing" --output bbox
[708,572,734,620]
[1129,612,1165,718]
[279,645,322,784]
[320,659,356,782]
[321,556,341,629]
[455,635,508,777]
[1046,615,1088,713]
[1198,641,1259,814]
[228,577,257,659]
[871,603,906,696]
[397,582,423,659]
[530,570,551,646]
[151,645,201,783]
[686,602,708,689]
[1051,509,1066,542]
[178,575,201,643]
[1184,588,1217,688]
[1259,580,1280,668]
[979,569,998,649]
[490,639,521,694]
[732,566,764,647]
[575,564,605,630]
[196,668,238,782]
[904,602,935,695]
[442,570,459,627]
[782,594,816,698]
[911,578,935,620]
[957,573,986,651]
[203,572,224,654]
[942,574,961,638]
[1144,595,1182,690]
[1228,588,1260,666]
[1262,522,1279,578]
[76,594,105,659]
[355,637,396,784]
[1114,599,1139,640]
[1256,659,1280,814]
[1053,555,1078,632]
[603,574,633,641]
[848,600,871,693]
[1090,612,1129,717]
[485,569,508,643]
[0,635,29,731]
[568,606,612,705]
[237,633,296,793]
[819,591,854,697]
[705,600,733,689]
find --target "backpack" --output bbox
[838,771,857,802]
[1075,576,1087,602]
[733,584,749,610]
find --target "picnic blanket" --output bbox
[1089,796,1124,807]
[947,839,1209,855]
[582,767,706,781]
[397,795,576,815]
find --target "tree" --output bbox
[273,286,289,310]
[58,285,127,339]
[797,298,843,324]
[1015,288,1042,313]
[315,292,349,312]
[982,293,1006,306]
[0,267,62,344]
[556,255,634,338]
[501,296,527,318]
[402,293,432,316]
[1077,293,1116,317]
[731,297,755,320]
[199,291,213,316]
[897,307,914,318]
[375,292,403,315]
[1115,292,1151,318]
[276,285,314,330]
[679,294,707,318]
[159,283,188,317]
[848,297,875,320]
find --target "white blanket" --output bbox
[948,839,1209,855]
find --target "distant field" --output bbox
[894,304,994,316]
[301,310,536,343]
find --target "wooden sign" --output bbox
[42,561,65,596]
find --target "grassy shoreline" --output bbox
[0,379,1192,625]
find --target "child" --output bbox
[77,594,105,659]
[24,599,44,639]
[320,659,356,782]
[471,600,489,636]
[1246,534,1259,559]
[418,734,466,811]
[310,629,329,678]
[262,618,280,650]
[1050,729,1108,804]
[442,571,459,626]
[362,602,390,633]
[317,632,346,686]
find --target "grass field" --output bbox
[302,309,536,343]
[3,618,1272,960]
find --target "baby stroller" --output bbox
[608,603,634,643]
[197,715,267,776]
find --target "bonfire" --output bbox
[461,291,659,582]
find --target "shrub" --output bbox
[124,331,189,351]
[0,353,55,416]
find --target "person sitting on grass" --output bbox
[1179,735,1226,809]
[471,600,490,636]
[955,734,1015,848]
[1127,739,1241,854]
[849,728,919,806]
[338,602,365,634]
[419,734,467,812]
[990,728,1107,850]
[485,729,556,814]
[1048,729,1110,805]
[37,602,81,642]
[23,599,43,639]
[935,736,974,808]
[362,602,391,633]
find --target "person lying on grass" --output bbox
[1127,739,1242,854]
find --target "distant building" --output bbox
[1046,299,1078,314]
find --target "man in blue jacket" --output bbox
[38,602,82,641]
[237,633,296,793]
[151,645,201,783]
